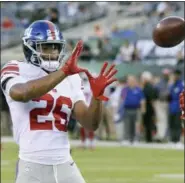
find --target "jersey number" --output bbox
[30,94,72,132]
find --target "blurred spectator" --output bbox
[78,3,87,14]
[20,17,30,28]
[1,17,15,29]
[94,24,104,38]
[131,42,140,62]
[80,43,94,62]
[141,71,157,143]
[156,2,171,18]
[120,40,134,63]
[67,2,78,17]
[96,38,103,57]
[98,37,115,61]
[118,75,145,143]
[168,69,184,144]
[115,40,134,64]
[170,2,181,12]
[30,8,47,23]
[46,8,60,26]
[111,25,119,35]
[109,77,127,141]
[95,2,108,7]
[176,48,184,65]
[143,2,156,17]
[66,40,75,52]
[156,68,171,101]
[102,37,113,53]
[155,68,171,141]
[111,77,128,115]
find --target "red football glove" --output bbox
[61,40,86,76]
[85,62,117,101]
[179,90,185,120]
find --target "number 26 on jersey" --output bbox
[30,93,72,132]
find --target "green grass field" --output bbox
[1,142,184,183]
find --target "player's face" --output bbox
[172,73,180,81]
[127,76,137,87]
[37,43,61,61]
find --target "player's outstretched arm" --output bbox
[9,40,85,102]
[73,62,117,131]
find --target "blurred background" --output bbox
[1,2,184,183]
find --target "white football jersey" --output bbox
[1,60,86,165]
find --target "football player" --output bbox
[1,20,117,183]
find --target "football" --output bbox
[152,16,185,48]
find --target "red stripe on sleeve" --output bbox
[1,66,19,76]
[1,71,19,76]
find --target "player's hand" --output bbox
[85,62,117,101]
[61,40,86,76]
[179,90,185,120]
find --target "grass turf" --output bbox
[1,142,184,183]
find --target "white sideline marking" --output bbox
[1,181,14,183]
[154,174,184,179]
[93,178,137,183]
[1,137,184,150]
[1,160,10,165]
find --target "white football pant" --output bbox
[15,159,86,183]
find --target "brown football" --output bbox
[153,16,185,47]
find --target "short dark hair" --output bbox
[173,69,181,75]
[50,8,58,14]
